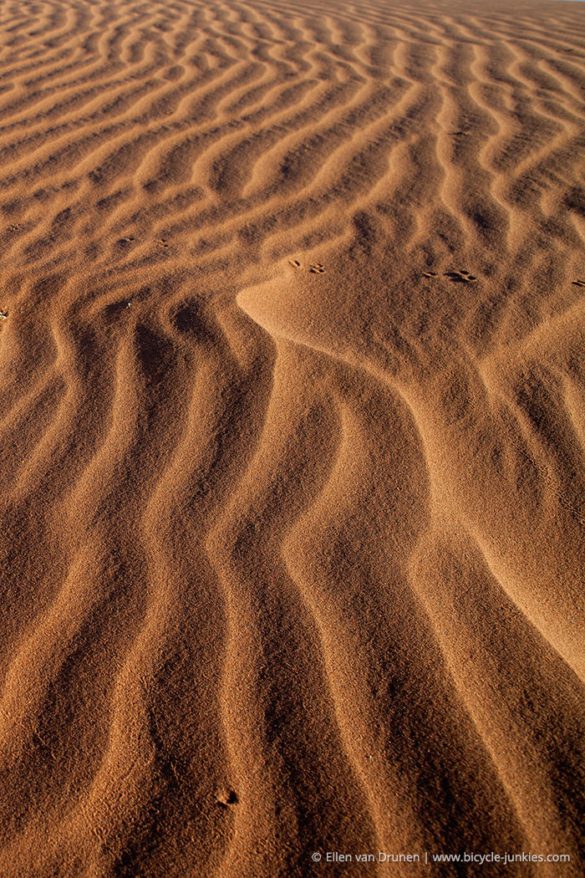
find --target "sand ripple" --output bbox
[0,0,584,874]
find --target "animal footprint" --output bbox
[444,269,477,284]
[289,258,301,269]
[423,271,438,279]
[309,263,325,274]
[216,789,238,808]
[572,279,585,287]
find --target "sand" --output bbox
[0,0,584,874]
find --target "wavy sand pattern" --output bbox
[0,0,584,875]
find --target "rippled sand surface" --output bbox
[0,0,584,875]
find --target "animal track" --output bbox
[572,279,585,287]
[116,236,135,248]
[216,789,239,808]
[288,260,325,274]
[423,271,438,278]
[444,270,477,284]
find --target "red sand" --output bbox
[0,0,584,875]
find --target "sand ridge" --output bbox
[0,0,584,875]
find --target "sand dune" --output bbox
[0,0,584,874]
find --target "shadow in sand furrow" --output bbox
[546,57,585,103]
[0,541,151,847]
[0,314,208,874]
[206,80,365,197]
[20,48,127,91]
[237,236,585,874]
[1,0,585,875]
[401,371,585,683]
[409,527,585,861]
[239,234,585,651]
[281,372,533,867]
[145,77,363,199]
[144,85,432,257]
[6,290,258,861]
[432,46,511,254]
[103,306,278,876]
[229,307,534,876]
[0,75,166,148]
[0,46,83,89]
[0,273,67,419]
[0,318,123,682]
[0,71,147,140]
[239,78,411,189]
[0,367,66,490]
[0,121,128,192]
[207,362,380,878]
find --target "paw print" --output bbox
[309,263,325,274]
[444,269,477,284]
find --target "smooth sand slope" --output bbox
[0,0,584,875]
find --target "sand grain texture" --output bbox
[0,0,584,875]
